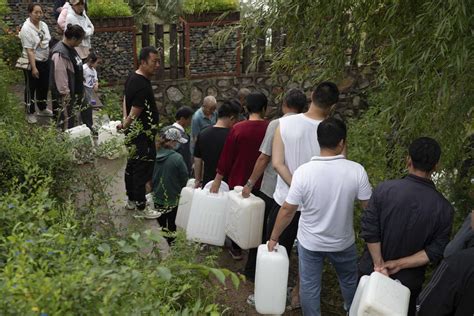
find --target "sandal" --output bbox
[286,287,301,311]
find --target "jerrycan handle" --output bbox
[265,240,279,252]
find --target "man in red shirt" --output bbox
[210,91,269,259]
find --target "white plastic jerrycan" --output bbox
[254,243,289,315]
[67,124,92,142]
[97,121,126,159]
[225,186,265,249]
[66,124,94,163]
[186,181,229,246]
[175,179,196,230]
[349,271,410,316]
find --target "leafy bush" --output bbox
[183,0,239,14]
[98,82,123,121]
[88,0,132,18]
[0,55,237,314]
[0,183,235,314]
[0,0,21,67]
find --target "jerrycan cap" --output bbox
[233,186,244,193]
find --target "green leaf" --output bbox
[157,266,172,281]
[131,232,140,241]
[209,268,225,285]
[146,230,163,242]
[230,272,240,289]
[121,245,136,253]
[98,243,110,253]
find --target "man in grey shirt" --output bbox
[241,89,307,284]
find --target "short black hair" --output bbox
[246,92,268,113]
[64,24,85,41]
[28,3,42,13]
[86,52,98,63]
[317,117,347,149]
[175,106,194,120]
[139,46,159,63]
[311,81,339,109]
[285,89,307,113]
[409,137,441,172]
[218,101,241,119]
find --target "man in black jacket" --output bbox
[417,246,474,315]
[359,137,454,316]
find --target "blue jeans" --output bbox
[298,243,358,316]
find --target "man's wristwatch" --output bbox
[245,179,254,188]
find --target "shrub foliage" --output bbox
[0,56,236,314]
[88,0,132,18]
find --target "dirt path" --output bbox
[74,155,346,315]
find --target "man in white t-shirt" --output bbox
[268,118,372,316]
[268,82,341,256]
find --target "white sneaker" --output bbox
[125,200,136,210]
[133,208,161,219]
[27,114,37,124]
[37,108,54,117]
[144,208,162,219]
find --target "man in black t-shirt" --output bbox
[193,101,240,188]
[118,46,160,211]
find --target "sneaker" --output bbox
[246,294,255,307]
[143,208,162,219]
[27,114,37,124]
[125,200,136,210]
[228,248,243,260]
[37,108,53,117]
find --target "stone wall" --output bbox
[181,12,240,78]
[152,74,367,123]
[91,18,136,82]
[188,25,239,76]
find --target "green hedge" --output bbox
[88,0,132,18]
[183,0,239,14]
[0,57,237,314]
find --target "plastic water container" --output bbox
[225,186,265,249]
[186,184,229,246]
[175,179,196,230]
[254,243,289,315]
[97,121,126,159]
[67,124,92,142]
[349,272,410,316]
[98,120,125,145]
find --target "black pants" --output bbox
[80,87,94,129]
[157,206,177,245]
[266,201,300,259]
[124,138,155,209]
[52,91,83,130]
[243,191,276,280]
[24,60,49,114]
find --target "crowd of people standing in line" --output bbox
[15,1,474,311]
[18,1,98,130]
[121,45,473,316]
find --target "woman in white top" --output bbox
[65,0,94,60]
[19,3,52,124]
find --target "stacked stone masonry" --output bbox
[188,25,238,75]
[153,74,367,124]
